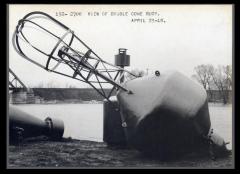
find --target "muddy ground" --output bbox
[8,137,233,168]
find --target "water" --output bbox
[208,103,232,150]
[12,103,232,149]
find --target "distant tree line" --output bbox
[192,64,232,104]
[33,81,77,88]
[32,88,116,101]
[31,65,232,104]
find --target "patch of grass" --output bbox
[8,138,233,168]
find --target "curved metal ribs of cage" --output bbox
[13,11,137,101]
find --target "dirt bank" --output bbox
[8,137,233,168]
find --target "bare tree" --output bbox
[205,65,215,101]
[224,65,232,90]
[193,64,232,104]
[192,65,208,89]
[209,65,230,104]
[192,64,214,101]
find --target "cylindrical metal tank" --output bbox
[103,96,126,146]
[114,48,130,67]
[9,105,64,143]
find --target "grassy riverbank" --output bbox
[8,137,233,168]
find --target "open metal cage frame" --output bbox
[13,11,137,103]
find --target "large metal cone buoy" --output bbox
[117,71,228,159]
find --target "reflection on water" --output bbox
[12,103,232,149]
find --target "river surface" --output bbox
[12,103,233,149]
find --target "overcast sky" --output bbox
[9,5,232,88]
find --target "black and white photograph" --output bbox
[7,4,233,168]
